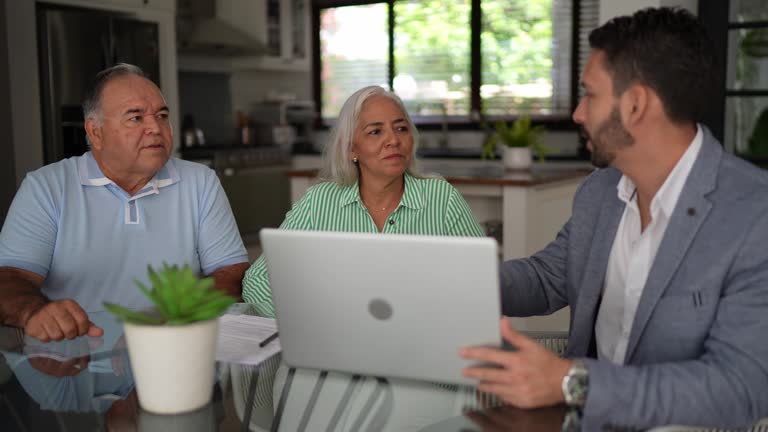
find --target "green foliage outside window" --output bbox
[320,0,562,120]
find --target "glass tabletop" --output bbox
[0,308,572,432]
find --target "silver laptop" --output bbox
[259,228,501,385]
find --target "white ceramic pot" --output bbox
[124,318,219,414]
[503,146,533,170]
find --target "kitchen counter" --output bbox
[285,166,592,187]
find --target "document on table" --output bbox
[216,314,281,365]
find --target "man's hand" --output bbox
[460,318,571,409]
[25,299,103,341]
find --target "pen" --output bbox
[258,331,279,348]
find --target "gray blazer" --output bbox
[500,126,768,430]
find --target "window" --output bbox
[700,0,768,166]
[319,4,389,119]
[315,0,599,125]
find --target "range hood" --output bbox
[177,0,264,56]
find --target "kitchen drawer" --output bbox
[219,165,291,240]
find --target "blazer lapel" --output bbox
[569,170,625,357]
[624,127,721,362]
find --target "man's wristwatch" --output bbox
[561,359,589,408]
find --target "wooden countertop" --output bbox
[285,166,593,187]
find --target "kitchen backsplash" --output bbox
[178,71,236,146]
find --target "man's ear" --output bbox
[621,84,649,126]
[84,118,103,151]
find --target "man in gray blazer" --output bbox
[461,7,768,430]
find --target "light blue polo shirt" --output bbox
[0,152,248,312]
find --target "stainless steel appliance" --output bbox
[37,5,161,163]
[251,100,317,153]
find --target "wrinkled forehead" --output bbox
[99,75,167,115]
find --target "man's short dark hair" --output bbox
[82,63,147,123]
[588,7,716,124]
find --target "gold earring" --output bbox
[352,157,358,163]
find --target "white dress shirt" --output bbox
[595,126,704,364]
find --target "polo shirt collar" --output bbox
[77,151,179,199]
[340,172,426,210]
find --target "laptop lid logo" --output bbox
[368,299,393,320]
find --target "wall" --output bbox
[600,0,698,23]
[229,69,312,113]
[178,71,237,145]
[0,0,17,224]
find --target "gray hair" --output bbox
[82,63,147,124]
[320,86,421,185]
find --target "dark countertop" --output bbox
[285,166,592,187]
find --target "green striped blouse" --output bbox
[242,173,485,316]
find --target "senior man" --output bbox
[0,64,248,342]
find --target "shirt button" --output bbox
[389,219,394,225]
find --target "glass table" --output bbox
[4,305,768,432]
[0,308,573,432]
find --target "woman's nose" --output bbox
[383,128,400,147]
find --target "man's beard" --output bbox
[581,107,635,168]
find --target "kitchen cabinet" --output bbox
[218,0,310,71]
[102,0,175,11]
[56,0,175,12]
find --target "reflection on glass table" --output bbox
[231,358,570,432]
[6,304,765,431]
[0,322,233,432]
[0,304,574,432]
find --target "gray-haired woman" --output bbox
[242,86,484,316]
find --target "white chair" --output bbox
[230,355,280,431]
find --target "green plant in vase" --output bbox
[104,263,236,325]
[481,115,548,159]
[482,115,548,169]
[103,263,237,414]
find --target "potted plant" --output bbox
[104,264,236,414]
[481,115,546,170]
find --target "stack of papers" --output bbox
[216,314,281,365]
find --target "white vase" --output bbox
[124,318,219,414]
[503,147,533,170]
